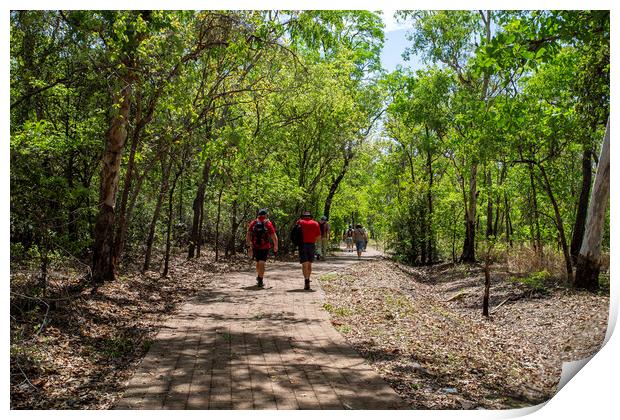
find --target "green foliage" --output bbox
[511,271,551,293]
[9,10,609,290]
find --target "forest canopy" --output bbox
[10,10,609,291]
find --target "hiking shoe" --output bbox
[304,279,310,290]
[257,277,264,288]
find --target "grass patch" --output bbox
[322,302,352,317]
[319,273,339,282]
[335,325,351,334]
[510,270,551,293]
[101,335,136,359]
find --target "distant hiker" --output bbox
[246,209,278,288]
[344,224,354,252]
[294,211,321,290]
[352,224,368,260]
[317,215,330,260]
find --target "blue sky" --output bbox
[379,11,424,73]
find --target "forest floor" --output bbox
[10,247,609,409]
[319,256,609,409]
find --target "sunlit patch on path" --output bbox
[115,248,407,409]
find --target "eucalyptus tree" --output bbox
[482,10,609,282]
[398,10,497,262]
[575,120,610,291]
[384,67,452,263]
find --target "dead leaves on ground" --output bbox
[10,250,252,409]
[320,260,609,409]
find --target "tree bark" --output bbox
[188,159,211,258]
[461,10,491,263]
[575,120,610,290]
[538,164,573,283]
[323,147,353,220]
[461,163,477,263]
[426,146,435,263]
[162,165,183,278]
[226,199,239,256]
[483,252,491,317]
[504,193,513,246]
[112,89,143,264]
[528,162,542,257]
[143,156,172,272]
[570,144,593,263]
[91,80,132,285]
[486,167,493,238]
[214,184,224,262]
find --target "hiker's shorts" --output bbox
[253,248,269,261]
[299,243,315,263]
[356,240,365,252]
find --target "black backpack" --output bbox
[252,220,270,246]
[290,222,303,246]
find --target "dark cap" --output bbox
[258,208,268,216]
[320,216,327,221]
[301,211,312,218]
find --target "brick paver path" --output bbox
[115,248,407,409]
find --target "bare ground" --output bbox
[319,258,609,409]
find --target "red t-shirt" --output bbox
[298,218,321,244]
[248,219,276,250]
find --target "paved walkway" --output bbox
[115,248,407,410]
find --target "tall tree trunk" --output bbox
[538,164,573,283]
[504,193,513,246]
[486,167,493,238]
[143,157,172,272]
[214,185,224,262]
[483,251,491,317]
[461,163,477,263]
[226,199,239,256]
[575,120,610,291]
[420,205,427,265]
[493,163,507,238]
[461,10,491,263]
[91,78,133,285]
[528,162,542,257]
[196,185,206,258]
[427,147,434,263]
[570,143,593,263]
[178,172,184,225]
[188,159,211,258]
[163,166,183,278]
[113,90,143,265]
[66,152,79,241]
[323,148,353,220]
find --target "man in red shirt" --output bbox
[246,209,278,288]
[297,211,321,290]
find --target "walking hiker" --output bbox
[317,216,330,260]
[344,224,354,252]
[353,224,368,260]
[246,209,278,288]
[292,211,321,290]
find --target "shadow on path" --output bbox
[115,248,407,410]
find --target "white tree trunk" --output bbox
[575,119,610,290]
